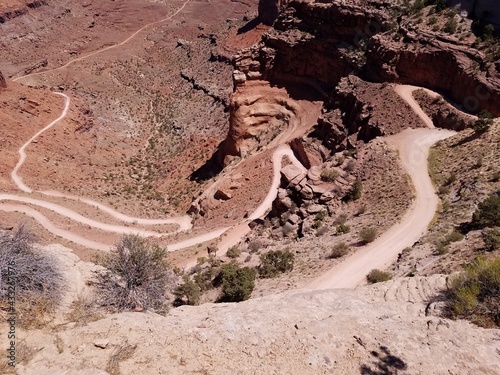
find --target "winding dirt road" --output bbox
[308,85,456,290]
[3,0,463,282]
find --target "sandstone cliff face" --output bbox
[0,70,6,89]
[366,32,500,116]
[239,0,391,89]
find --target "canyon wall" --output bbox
[366,32,500,116]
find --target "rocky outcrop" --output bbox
[0,0,48,24]
[366,31,500,116]
[258,0,289,25]
[0,70,6,89]
[412,89,476,131]
[9,275,500,374]
[237,0,391,89]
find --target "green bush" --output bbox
[366,269,392,284]
[226,246,242,259]
[344,180,362,201]
[336,223,351,235]
[259,250,294,278]
[329,242,350,259]
[219,264,256,302]
[320,169,339,182]
[471,194,500,229]
[444,17,458,34]
[94,235,171,313]
[174,276,201,306]
[444,230,464,244]
[447,257,500,327]
[359,227,377,244]
[483,228,500,251]
[473,111,494,133]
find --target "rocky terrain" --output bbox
[0,245,498,375]
[1,0,500,373]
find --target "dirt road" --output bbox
[308,85,457,289]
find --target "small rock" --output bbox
[281,164,306,186]
[233,70,246,85]
[307,166,321,181]
[288,214,300,225]
[214,189,232,201]
[94,339,109,349]
[306,204,323,214]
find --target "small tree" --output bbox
[174,276,201,306]
[359,227,377,244]
[94,235,172,312]
[259,250,295,278]
[366,269,392,284]
[219,264,256,302]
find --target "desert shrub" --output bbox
[444,230,464,244]
[312,219,323,229]
[444,17,457,34]
[65,296,102,326]
[344,180,362,201]
[316,226,329,237]
[94,235,172,313]
[0,225,64,328]
[248,239,263,252]
[356,205,367,216]
[193,267,218,292]
[472,110,494,133]
[218,264,256,302]
[336,223,351,235]
[320,169,339,182]
[483,228,500,251]
[366,269,392,284]
[444,172,456,186]
[259,250,294,278]
[334,214,348,225]
[226,246,242,259]
[491,171,500,182]
[446,257,500,327]
[434,242,449,255]
[471,194,500,229]
[359,227,377,244]
[174,276,201,306]
[329,242,350,259]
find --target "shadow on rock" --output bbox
[360,345,408,375]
